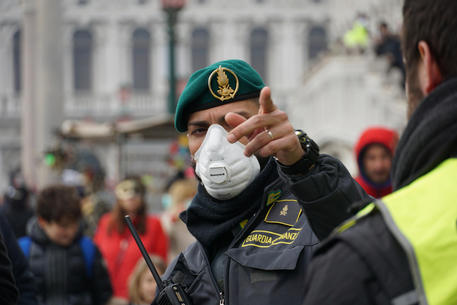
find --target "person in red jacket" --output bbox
[94,177,168,302]
[354,127,398,198]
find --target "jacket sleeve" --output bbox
[0,223,18,305]
[149,218,169,263]
[90,246,113,305]
[279,154,371,240]
[303,241,377,305]
[0,213,37,305]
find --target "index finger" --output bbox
[259,86,277,114]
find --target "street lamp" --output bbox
[162,0,186,115]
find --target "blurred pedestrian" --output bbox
[0,170,34,238]
[343,13,370,53]
[354,126,398,198]
[19,185,112,305]
[160,178,197,263]
[127,254,166,305]
[0,220,18,305]
[62,168,114,238]
[94,177,168,302]
[303,1,457,304]
[374,21,405,86]
[0,213,37,305]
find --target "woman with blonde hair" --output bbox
[128,255,166,305]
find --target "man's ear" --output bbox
[417,41,443,95]
[37,217,48,228]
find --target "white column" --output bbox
[177,21,191,78]
[268,20,284,88]
[62,24,73,114]
[35,0,64,188]
[0,25,16,100]
[153,22,169,112]
[21,0,38,188]
[209,19,225,62]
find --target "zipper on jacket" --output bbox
[197,242,225,305]
[219,291,225,305]
[223,191,269,304]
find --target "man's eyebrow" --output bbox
[188,120,210,128]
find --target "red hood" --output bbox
[355,127,398,164]
[354,127,398,197]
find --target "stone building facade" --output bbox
[0,0,402,190]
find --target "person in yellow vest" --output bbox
[303,1,457,304]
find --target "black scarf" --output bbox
[180,158,278,249]
[392,78,457,190]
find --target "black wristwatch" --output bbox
[279,130,320,175]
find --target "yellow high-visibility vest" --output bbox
[361,158,457,305]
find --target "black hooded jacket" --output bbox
[303,78,457,304]
[0,220,18,305]
[24,219,112,305]
[158,154,369,305]
[0,213,38,305]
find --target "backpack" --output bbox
[18,236,96,278]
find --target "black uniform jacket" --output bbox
[160,155,369,305]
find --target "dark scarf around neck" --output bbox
[392,78,457,189]
[180,158,278,249]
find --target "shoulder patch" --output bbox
[266,190,281,206]
[264,200,302,227]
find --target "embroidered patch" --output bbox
[266,190,281,206]
[241,228,302,248]
[264,200,302,227]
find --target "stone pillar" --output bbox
[21,0,37,189]
[35,0,64,189]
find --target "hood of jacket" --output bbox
[354,127,398,197]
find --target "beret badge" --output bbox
[208,65,239,101]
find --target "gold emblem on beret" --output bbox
[208,66,239,101]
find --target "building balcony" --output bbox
[65,91,167,119]
[0,93,21,118]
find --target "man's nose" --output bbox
[206,130,226,153]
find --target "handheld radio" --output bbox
[124,215,193,305]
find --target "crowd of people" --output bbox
[0,172,197,305]
[1,0,457,304]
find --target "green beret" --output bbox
[174,59,265,132]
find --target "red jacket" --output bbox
[94,213,168,299]
[354,127,398,198]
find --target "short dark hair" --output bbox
[37,184,82,223]
[402,0,457,80]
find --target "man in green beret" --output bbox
[158,59,369,305]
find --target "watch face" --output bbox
[295,130,319,162]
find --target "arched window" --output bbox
[308,26,327,61]
[13,30,21,94]
[191,27,209,72]
[73,30,93,91]
[250,27,268,81]
[132,28,151,91]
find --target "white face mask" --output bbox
[194,124,260,200]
